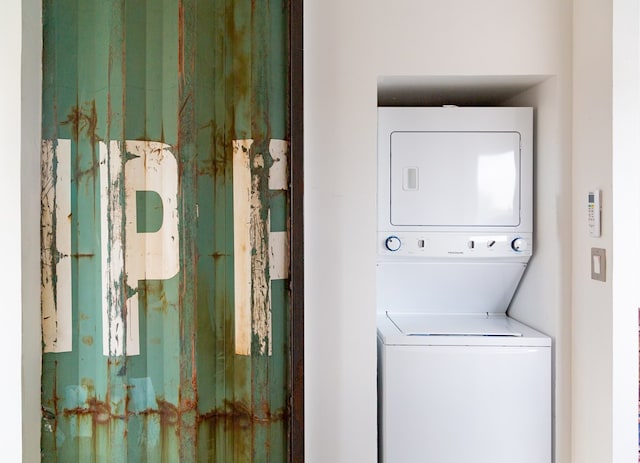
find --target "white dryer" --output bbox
[376,107,551,463]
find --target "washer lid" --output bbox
[377,312,552,347]
[388,312,523,337]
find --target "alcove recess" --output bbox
[377,75,549,107]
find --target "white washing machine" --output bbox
[377,313,551,463]
[376,107,551,462]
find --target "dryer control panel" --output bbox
[379,232,532,258]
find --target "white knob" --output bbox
[511,237,527,252]
[385,236,402,252]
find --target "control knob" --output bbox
[385,236,402,252]
[511,237,528,252]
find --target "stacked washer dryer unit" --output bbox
[376,106,551,463]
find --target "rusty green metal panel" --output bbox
[40,1,291,461]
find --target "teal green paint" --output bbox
[124,0,180,144]
[267,0,290,140]
[270,191,288,232]
[135,191,164,233]
[42,0,291,461]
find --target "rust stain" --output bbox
[49,395,287,451]
[225,3,251,104]
[80,377,95,393]
[196,121,230,177]
[142,281,171,314]
[63,398,120,424]
[81,335,94,346]
[179,93,193,121]
[198,400,289,425]
[155,399,180,425]
[61,101,101,145]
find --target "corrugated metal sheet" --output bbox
[40,1,291,461]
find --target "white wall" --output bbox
[572,0,612,463]
[572,0,640,462]
[572,3,613,460]
[304,1,573,461]
[2,0,43,461]
[304,3,377,461]
[21,0,43,461]
[506,77,573,463]
[2,0,26,460]
[611,1,640,459]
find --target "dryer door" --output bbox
[390,131,521,227]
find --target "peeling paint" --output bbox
[42,0,292,459]
[269,230,290,280]
[233,140,290,357]
[100,141,126,357]
[268,139,290,281]
[41,139,72,352]
[233,139,254,356]
[269,139,289,191]
[124,140,180,356]
[99,140,182,356]
[251,151,272,356]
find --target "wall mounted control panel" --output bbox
[588,190,601,237]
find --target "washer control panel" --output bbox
[379,232,532,257]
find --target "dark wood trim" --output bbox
[289,0,304,462]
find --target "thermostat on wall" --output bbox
[588,190,601,237]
